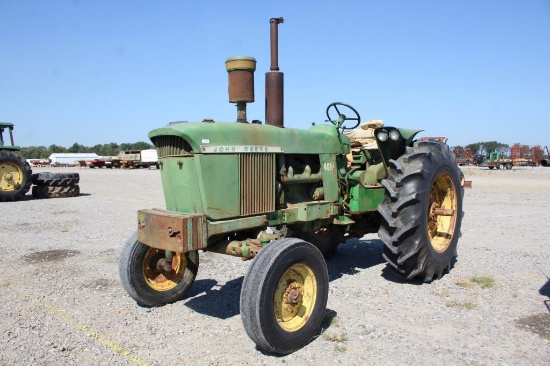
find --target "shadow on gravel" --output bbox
[540,277,550,312]
[254,308,339,357]
[183,277,243,319]
[326,237,386,282]
[181,237,388,320]
[23,193,90,201]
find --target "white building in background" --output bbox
[48,153,99,166]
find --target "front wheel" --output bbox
[240,238,328,354]
[378,140,463,282]
[119,231,199,307]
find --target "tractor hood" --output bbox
[148,122,348,154]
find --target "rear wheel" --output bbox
[0,151,32,202]
[240,238,328,354]
[506,163,513,170]
[378,140,463,282]
[119,231,199,307]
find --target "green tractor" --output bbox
[0,122,32,202]
[119,18,464,354]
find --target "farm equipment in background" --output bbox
[510,144,541,167]
[453,146,475,166]
[483,151,514,170]
[114,149,159,169]
[483,145,542,169]
[539,146,549,167]
[118,17,465,354]
[0,122,32,201]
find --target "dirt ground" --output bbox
[1,165,549,365]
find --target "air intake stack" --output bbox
[226,56,257,123]
[265,17,284,128]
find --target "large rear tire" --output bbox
[119,231,199,307]
[240,238,328,354]
[0,150,32,202]
[32,172,80,186]
[378,140,463,282]
[32,185,80,199]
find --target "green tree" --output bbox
[132,141,154,150]
[467,141,509,156]
[48,144,68,154]
[68,142,87,153]
[19,146,48,159]
[465,143,483,155]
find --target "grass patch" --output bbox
[455,276,495,289]
[335,344,348,353]
[456,280,475,289]
[445,300,476,309]
[434,289,451,298]
[471,275,495,289]
[323,331,348,343]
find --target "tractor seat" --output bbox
[344,120,384,149]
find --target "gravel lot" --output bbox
[1,165,549,365]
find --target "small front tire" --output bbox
[119,231,199,307]
[240,238,328,354]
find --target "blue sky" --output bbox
[1,0,549,148]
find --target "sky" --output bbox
[1,0,549,149]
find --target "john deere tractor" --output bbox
[0,122,32,202]
[119,18,464,354]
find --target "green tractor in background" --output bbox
[119,18,464,354]
[0,122,32,202]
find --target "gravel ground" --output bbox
[1,165,549,365]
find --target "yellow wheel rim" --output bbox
[142,249,186,291]
[274,263,317,332]
[428,171,458,253]
[0,162,23,192]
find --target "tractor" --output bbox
[0,122,32,202]
[119,18,464,354]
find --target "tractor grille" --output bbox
[152,136,193,157]
[240,153,275,216]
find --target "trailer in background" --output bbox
[115,149,158,169]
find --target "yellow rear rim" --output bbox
[0,162,23,192]
[274,263,317,332]
[142,249,186,291]
[428,171,458,253]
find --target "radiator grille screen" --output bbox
[240,153,275,216]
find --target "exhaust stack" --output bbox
[265,17,284,128]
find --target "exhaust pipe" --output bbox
[265,17,284,128]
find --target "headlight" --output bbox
[389,129,401,141]
[377,130,388,142]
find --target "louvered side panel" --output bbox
[240,153,275,216]
[151,136,193,157]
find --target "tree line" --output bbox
[19,141,154,159]
[456,141,510,157]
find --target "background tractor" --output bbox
[0,122,32,202]
[119,18,464,354]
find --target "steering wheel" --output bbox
[326,102,361,130]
